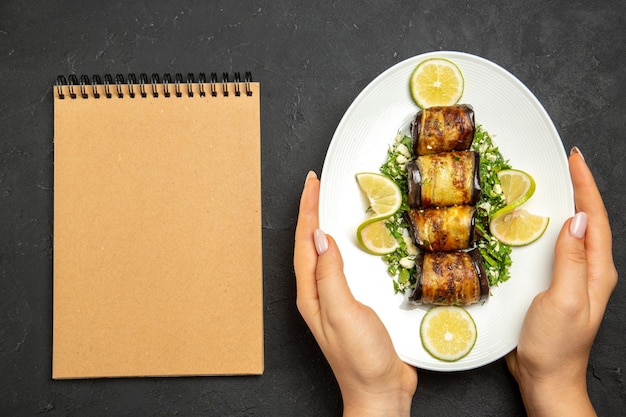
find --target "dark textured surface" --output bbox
[1,1,625,416]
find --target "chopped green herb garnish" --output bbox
[471,126,513,286]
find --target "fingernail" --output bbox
[313,228,328,255]
[569,211,588,239]
[306,171,318,183]
[570,146,585,161]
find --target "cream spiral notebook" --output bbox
[52,72,263,378]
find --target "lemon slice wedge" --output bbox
[489,208,550,246]
[420,306,477,362]
[497,169,536,209]
[410,58,464,108]
[355,172,402,218]
[356,218,399,255]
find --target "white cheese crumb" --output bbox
[399,257,415,269]
[396,143,411,157]
[403,236,419,256]
[479,201,491,212]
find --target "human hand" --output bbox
[506,147,618,417]
[294,171,417,417]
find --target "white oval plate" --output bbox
[319,51,574,371]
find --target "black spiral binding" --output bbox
[55,72,253,99]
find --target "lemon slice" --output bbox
[489,208,550,246]
[409,58,464,108]
[355,172,402,218]
[420,306,477,362]
[498,169,536,208]
[356,218,399,255]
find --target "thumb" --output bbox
[548,212,589,297]
[313,229,358,313]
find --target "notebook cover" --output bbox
[52,81,263,378]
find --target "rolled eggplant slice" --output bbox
[412,104,475,156]
[407,150,481,209]
[410,248,489,306]
[406,205,476,252]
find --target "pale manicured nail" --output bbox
[570,146,585,161]
[306,171,318,182]
[570,211,588,239]
[313,228,328,255]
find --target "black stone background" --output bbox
[1,1,625,416]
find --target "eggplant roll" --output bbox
[406,205,476,252]
[407,150,481,209]
[409,248,489,306]
[412,104,475,156]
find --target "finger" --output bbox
[568,149,617,304]
[548,214,589,302]
[569,148,609,232]
[294,171,322,323]
[314,231,359,318]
